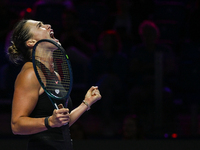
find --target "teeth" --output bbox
[50,32,53,38]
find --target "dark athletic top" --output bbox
[27,91,73,150]
[25,60,73,150]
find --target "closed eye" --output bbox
[36,22,43,28]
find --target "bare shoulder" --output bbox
[15,62,40,89]
[12,62,41,120]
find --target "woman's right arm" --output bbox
[11,65,48,135]
[11,64,70,135]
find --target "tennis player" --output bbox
[8,19,101,150]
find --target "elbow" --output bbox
[11,122,20,135]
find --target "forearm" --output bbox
[11,117,47,135]
[69,86,101,127]
[69,102,88,127]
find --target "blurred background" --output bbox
[1,0,200,149]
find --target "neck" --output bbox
[38,57,54,72]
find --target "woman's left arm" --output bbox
[69,86,101,126]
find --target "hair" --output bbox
[138,20,160,39]
[7,19,32,64]
[98,30,122,53]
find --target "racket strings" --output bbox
[53,51,71,87]
[35,59,71,97]
[33,40,72,99]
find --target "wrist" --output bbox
[44,116,52,129]
[82,100,90,111]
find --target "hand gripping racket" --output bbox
[32,39,73,109]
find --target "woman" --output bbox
[8,19,101,150]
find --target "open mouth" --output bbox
[49,30,59,44]
[50,30,55,39]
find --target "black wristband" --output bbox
[45,116,52,129]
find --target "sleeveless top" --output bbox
[27,91,73,150]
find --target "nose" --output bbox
[45,24,51,30]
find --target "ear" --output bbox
[26,39,37,48]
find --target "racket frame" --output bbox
[32,39,73,109]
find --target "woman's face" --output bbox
[26,20,59,43]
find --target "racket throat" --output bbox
[54,103,59,110]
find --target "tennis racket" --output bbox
[32,39,73,109]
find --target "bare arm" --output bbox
[68,86,101,127]
[11,63,70,135]
[11,64,46,135]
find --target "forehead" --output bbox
[26,20,41,28]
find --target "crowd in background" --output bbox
[1,0,200,140]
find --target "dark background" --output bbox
[1,0,200,149]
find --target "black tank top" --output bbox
[27,92,73,150]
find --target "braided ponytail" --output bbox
[8,41,21,64]
[7,20,32,64]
